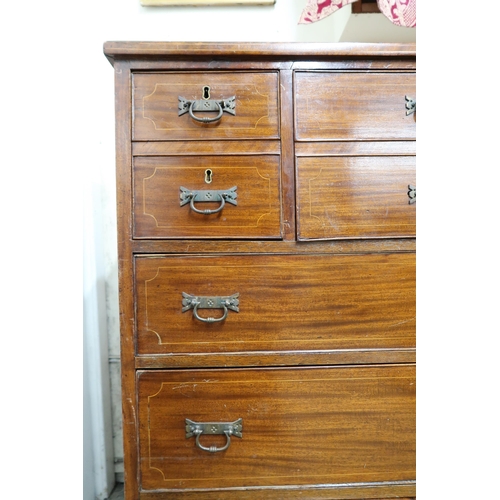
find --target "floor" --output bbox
[108,482,124,500]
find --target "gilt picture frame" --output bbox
[141,0,275,5]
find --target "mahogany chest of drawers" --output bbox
[104,42,416,500]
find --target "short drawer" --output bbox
[134,253,415,355]
[133,155,281,239]
[294,71,416,141]
[138,364,416,491]
[296,155,416,240]
[133,72,280,141]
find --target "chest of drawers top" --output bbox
[103,41,415,59]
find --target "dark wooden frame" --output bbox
[352,0,381,14]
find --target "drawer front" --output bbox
[135,253,415,354]
[133,155,281,239]
[294,72,416,141]
[133,72,280,141]
[138,365,416,490]
[296,156,416,240]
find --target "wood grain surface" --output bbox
[106,42,417,500]
[133,155,281,239]
[135,253,415,355]
[133,72,279,141]
[294,72,416,142]
[296,155,416,240]
[138,365,416,490]
[104,42,416,61]
[138,487,416,500]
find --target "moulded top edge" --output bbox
[103,41,416,65]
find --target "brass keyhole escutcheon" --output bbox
[202,86,211,100]
[205,169,213,184]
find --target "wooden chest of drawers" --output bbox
[104,42,416,500]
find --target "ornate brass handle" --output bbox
[178,94,236,124]
[405,95,416,116]
[408,184,416,204]
[193,302,228,323]
[182,292,239,323]
[188,100,223,123]
[186,418,243,453]
[179,186,237,215]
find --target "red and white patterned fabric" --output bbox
[377,0,416,27]
[298,0,416,28]
[298,0,358,24]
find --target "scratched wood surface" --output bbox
[133,72,279,141]
[138,365,416,490]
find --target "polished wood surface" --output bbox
[135,348,416,370]
[104,41,416,60]
[105,42,417,500]
[131,238,416,255]
[296,156,416,240]
[138,365,416,490]
[113,60,140,497]
[295,140,416,157]
[294,72,416,141]
[135,253,415,354]
[132,139,281,156]
[138,488,415,500]
[133,72,279,141]
[133,155,281,239]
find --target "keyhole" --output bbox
[202,86,210,100]
[205,169,213,184]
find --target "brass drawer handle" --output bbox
[180,186,237,215]
[408,184,416,204]
[182,292,239,323]
[405,95,416,116]
[178,95,236,123]
[186,418,243,453]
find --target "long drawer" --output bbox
[134,253,415,355]
[138,364,416,491]
[296,155,416,240]
[294,71,416,142]
[133,72,280,141]
[133,155,282,239]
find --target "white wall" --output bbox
[0,1,415,498]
